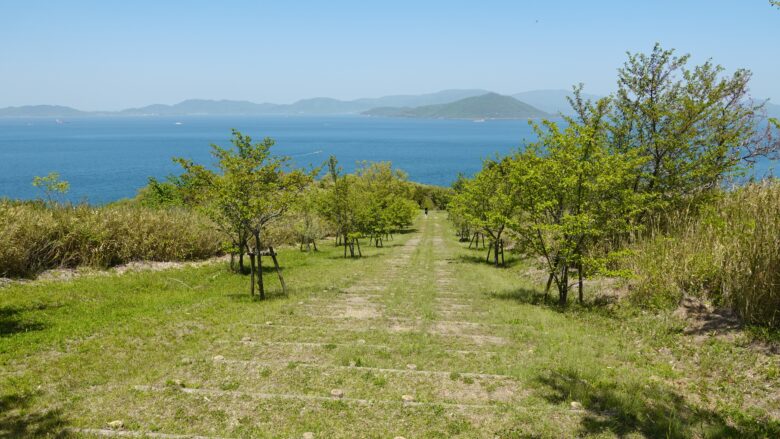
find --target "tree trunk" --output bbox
[578,261,584,305]
[558,264,569,306]
[238,251,245,273]
[544,272,554,303]
[249,252,256,296]
[269,246,286,294]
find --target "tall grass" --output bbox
[625,181,780,327]
[0,201,224,278]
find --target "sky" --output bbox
[1,0,779,110]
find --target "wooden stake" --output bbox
[269,246,286,294]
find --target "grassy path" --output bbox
[1,212,778,438]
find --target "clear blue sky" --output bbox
[1,0,778,110]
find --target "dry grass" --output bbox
[625,181,780,327]
[0,201,224,278]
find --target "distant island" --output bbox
[2,89,778,119]
[362,93,550,120]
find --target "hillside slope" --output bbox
[363,93,550,119]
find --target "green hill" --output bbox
[363,93,550,120]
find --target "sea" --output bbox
[0,115,776,204]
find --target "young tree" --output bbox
[32,172,69,206]
[177,130,311,299]
[319,156,361,256]
[173,156,250,273]
[352,161,415,245]
[293,184,327,251]
[509,102,647,305]
[449,158,518,266]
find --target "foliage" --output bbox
[318,158,418,254]
[291,184,331,250]
[174,130,312,297]
[174,130,312,273]
[136,171,208,208]
[351,161,416,238]
[318,156,356,246]
[449,44,778,311]
[409,182,452,210]
[448,158,518,266]
[609,44,772,211]
[509,99,647,304]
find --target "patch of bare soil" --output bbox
[673,296,742,342]
[343,285,384,293]
[437,379,520,403]
[0,256,228,288]
[339,306,381,319]
[112,256,228,275]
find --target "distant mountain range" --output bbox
[116,90,494,116]
[0,89,494,118]
[363,93,550,120]
[0,105,91,117]
[1,89,778,119]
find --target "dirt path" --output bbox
[63,212,536,438]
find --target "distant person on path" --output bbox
[424,207,428,217]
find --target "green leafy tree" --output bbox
[177,130,311,298]
[609,44,769,211]
[449,158,518,266]
[292,184,328,251]
[352,161,415,245]
[319,156,361,256]
[509,100,647,304]
[32,172,69,206]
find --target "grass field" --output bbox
[1,212,778,438]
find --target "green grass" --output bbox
[1,212,778,438]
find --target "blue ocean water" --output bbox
[0,116,540,204]
[0,115,776,204]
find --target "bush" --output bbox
[624,181,780,327]
[0,201,224,278]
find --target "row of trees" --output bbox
[319,157,419,256]
[140,132,423,298]
[450,44,780,305]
